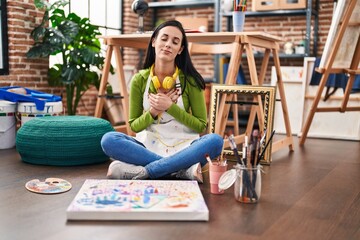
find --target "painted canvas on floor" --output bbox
[66,179,209,221]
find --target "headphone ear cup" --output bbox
[152,76,161,90]
[162,76,175,90]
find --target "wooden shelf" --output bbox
[148,0,215,9]
[221,53,309,58]
[222,9,318,17]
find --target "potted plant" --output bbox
[26,0,112,115]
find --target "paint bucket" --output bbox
[0,100,17,149]
[17,101,63,126]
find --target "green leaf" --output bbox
[80,48,98,64]
[50,8,67,26]
[26,43,61,58]
[50,0,69,11]
[30,25,47,42]
[57,20,79,44]
[34,0,51,10]
[45,28,66,45]
[61,64,83,84]
[48,64,63,87]
[67,12,81,24]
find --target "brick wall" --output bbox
[1,0,336,115]
[0,1,49,89]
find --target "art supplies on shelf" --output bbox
[66,179,209,221]
[234,0,247,12]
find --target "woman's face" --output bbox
[152,26,184,63]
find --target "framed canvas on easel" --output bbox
[299,0,360,144]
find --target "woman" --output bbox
[101,20,223,182]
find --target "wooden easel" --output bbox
[214,37,294,155]
[299,0,360,144]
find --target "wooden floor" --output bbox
[0,136,359,240]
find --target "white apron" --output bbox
[135,75,199,157]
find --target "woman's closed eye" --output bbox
[161,36,180,45]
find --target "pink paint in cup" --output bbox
[209,162,228,194]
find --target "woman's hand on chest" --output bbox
[165,88,181,104]
[148,93,174,111]
[148,88,180,110]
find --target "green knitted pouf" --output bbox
[16,116,115,166]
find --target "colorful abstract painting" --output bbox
[66,179,209,221]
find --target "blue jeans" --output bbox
[101,132,224,179]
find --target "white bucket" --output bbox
[0,100,16,149]
[17,101,63,126]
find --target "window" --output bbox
[69,0,123,36]
[49,0,123,66]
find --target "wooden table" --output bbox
[95,32,294,156]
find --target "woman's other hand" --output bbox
[166,88,180,103]
[149,93,174,112]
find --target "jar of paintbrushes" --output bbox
[219,130,274,203]
[234,164,261,203]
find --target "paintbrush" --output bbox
[219,136,227,165]
[205,154,212,165]
[258,130,276,162]
[228,134,244,166]
[259,129,267,145]
[243,133,248,166]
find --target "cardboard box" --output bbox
[175,17,208,32]
[252,0,279,11]
[279,0,306,9]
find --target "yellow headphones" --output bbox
[150,64,179,90]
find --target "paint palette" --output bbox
[25,178,72,194]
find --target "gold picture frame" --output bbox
[208,84,276,165]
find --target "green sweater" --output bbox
[129,68,207,134]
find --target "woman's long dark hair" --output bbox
[143,20,205,90]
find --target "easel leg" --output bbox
[216,41,244,135]
[113,47,132,135]
[252,48,271,135]
[244,43,264,137]
[272,49,294,151]
[95,45,113,118]
[299,71,330,144]
[258,49,271,85]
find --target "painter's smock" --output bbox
[135,74,199,157]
